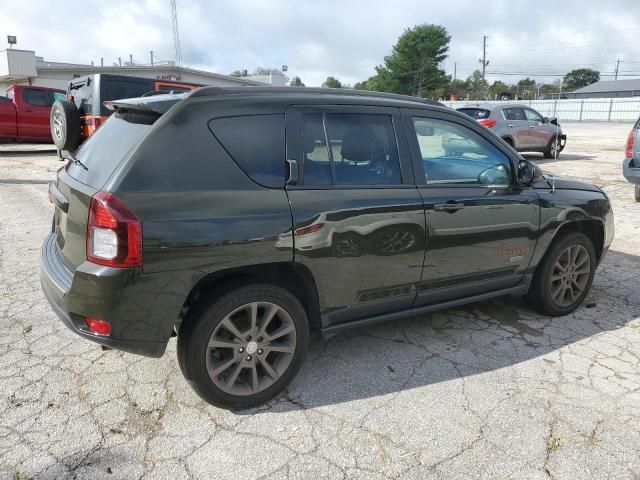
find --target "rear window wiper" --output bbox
[62,151,88,170]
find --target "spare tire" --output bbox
[50,100,81,151]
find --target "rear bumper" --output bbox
[623,158,640,185]
[40,233,168,357]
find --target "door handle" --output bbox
[529,125,535,128]
[433,202,465,212]
[23,108,33,112]
[508,124,514,128]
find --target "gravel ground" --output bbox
[0,123,639,480]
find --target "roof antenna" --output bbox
[551,79,563,194]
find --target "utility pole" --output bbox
[615,59,621,80]
[150,50,154,66]
[479,35,488,80]
[453,62,457,83]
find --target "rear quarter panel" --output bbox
[0,97,17,139]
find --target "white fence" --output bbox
[442,98,640,122]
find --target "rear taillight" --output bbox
[625,128,637,158]
[91,116,103,130]
[85,317,111,336]
[295,223,325,236]
[479,119,497,128]
[87,192,142,267]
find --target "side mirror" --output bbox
[549,117,558,125]
[518,159,543,185]
[542,116,549,124]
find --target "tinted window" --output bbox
[457,108,490,119]
[67,113,153,188]
[412,117,511,186]
[504,108,526,121]
[24,88,51,107]
[209,114,285,188]
[302,113,401,186]
[524,108,543,122]
[103,79,151,101]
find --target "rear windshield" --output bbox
[457,108,491,119]
[66,112,154,188]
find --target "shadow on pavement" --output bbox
[263,249,639,412]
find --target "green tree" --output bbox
[563,68,600,90]
[230,70,245,77]
[489,80,510,99]
[465,70,488,98]
[254,67,283,76]
[516,77,537,99]
[289,76,305,87]
[322,76,343,88]
[367,24,451,96]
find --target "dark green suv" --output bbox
[41,87,614,409]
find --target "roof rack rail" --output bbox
[189,86,442,106]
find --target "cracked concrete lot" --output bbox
[1,122,639,480]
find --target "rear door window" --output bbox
[300,112,402,186]
[67,113,153,188]
[24,88,51,107]
[503,108,526,121]
[457,108,490,119]
[209,114,285,188]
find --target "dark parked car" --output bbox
[623,117,640,202]
[49,73,201,156]
[41,87,614,409]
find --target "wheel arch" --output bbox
[551,219,605,263]
[501,135,515,147]
[178,262,322,334]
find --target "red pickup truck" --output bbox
[0,85,65,142]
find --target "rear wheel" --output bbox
[50,100,81,151]
[177,284,309,409]
[502,137,514,148]
[526,232,596,316]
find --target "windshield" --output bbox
[66,112,155,188]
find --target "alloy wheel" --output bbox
[549,244,591,307]
[205,302,296,396]
[52,109,63,140]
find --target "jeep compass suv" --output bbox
[41,87,614,409]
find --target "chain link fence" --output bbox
[443,98,640,122]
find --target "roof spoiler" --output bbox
[104,93,187,115]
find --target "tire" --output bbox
[543,137,561,159]
[502,137,514,148]
[177,284,309,409]
[635,184,640,203]
[50,100,81,151]
[526,232,596,316]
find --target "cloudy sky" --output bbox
[1,0,639,86]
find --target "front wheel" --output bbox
[526,232,596,316]
[177,284,309,409]
[543,137,562,159]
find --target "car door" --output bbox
[285,105,426,327]
[502,107,530,148]
[402,108,540,305]
[19,88,54,139]
[524,107,550,149]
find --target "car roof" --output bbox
[459,103,529,110]
[189,86,445,109]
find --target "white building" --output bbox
[0,49,279,92]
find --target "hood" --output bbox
[533,173,603,193]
